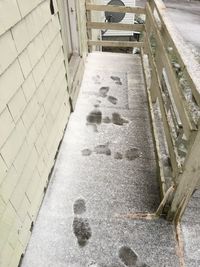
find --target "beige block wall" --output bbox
[0,0,77,266]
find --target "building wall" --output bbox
[0,1,88,266]
[57,0,88,108]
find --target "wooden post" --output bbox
[167,129,200,222]
[144,0,200,222]
[148,0,155,12]
[85,0,92,52]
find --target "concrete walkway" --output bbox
[181,190,200,267]
[21,52,180,267]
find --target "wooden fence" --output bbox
[85,1,145,48]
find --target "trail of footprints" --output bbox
[72,198,149,266]
[73,198,92,247]
[99,86,118,105]
[84,76,142,160]
[86,75,128,132]
[75,76,149,265]
[82,144,141,161]
[93,75,123,106]
[119,246,150,267]
[110,75,123,85]
[86,109,129,133]
[93,75,122,86]
[86,110,129,126]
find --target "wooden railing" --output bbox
[142,0,200,221]
[85,0,200,222]
[85,1,145,49]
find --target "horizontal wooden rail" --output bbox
[86,3,146,14]
[145,3,197,139]
[88,40,143,48]
[139,0,200,221]
[141,53,167,196]
[87,21,144,32]
[151,0,200,107]
[145,37,181,176]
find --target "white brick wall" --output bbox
[22,73,37,102]
[0,31,18,75]
[1,120,26,168]
[0,196,6,220]
[0,1,72,266]
[13,140,31,177]
[0,156,8,185]
[0,60,24,113]
[0,202,16,251]
[18,49,32,78]
[11,19,30,54]
[8,88,27,123]
[0,166,18,205]
[16,0,38,17]
[0,0,21,35]
[0,108,15,149]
